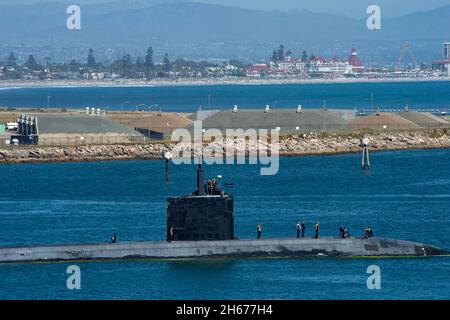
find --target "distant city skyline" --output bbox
[4,0,450,18]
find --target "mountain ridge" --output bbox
[0,1,448,63]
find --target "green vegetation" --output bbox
[0,46,249,81]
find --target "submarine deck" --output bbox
[0,237,447,263]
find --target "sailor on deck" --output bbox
[364,227,374,238]
[339,225,345,238]
[168,226,175,242]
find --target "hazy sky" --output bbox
[4,0,450,18]
[200,0,450,18]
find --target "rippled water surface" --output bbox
[0,149,449,299]
[1,81,450,111]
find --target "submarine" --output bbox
[0,164,447,263]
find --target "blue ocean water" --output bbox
[0,149,449,299]
[1,81,450,111]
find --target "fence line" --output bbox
[0,122,448,147]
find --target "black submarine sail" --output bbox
[166,163,234,241]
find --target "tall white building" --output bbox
[445,42,450,76]
[432,42,450,76]
[444,42,450,60]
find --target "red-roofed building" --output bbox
[432,59,450,76]
[348,48,364,71]
[246,64,269,77]
[312,56,327,63]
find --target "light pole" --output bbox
[120,101,129,124]
[147,104,159,139]
[47,96,51,109]
[100,107,104,143]
[147,114,153,140]
[120,101,129,112]
[208,94,211,115]
[371,93,374,111]
[273,100,277,130]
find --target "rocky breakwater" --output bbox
[0,143,171,164]
[0,130,449,164]
[280,130,450,155]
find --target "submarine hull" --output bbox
[0,237,447,263]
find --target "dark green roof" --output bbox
[31,114,139,134]
[399,111,448,126]
[186,109,349,132]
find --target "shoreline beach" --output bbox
[1,76,449,89]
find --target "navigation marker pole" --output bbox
[164,151,173,182]
[361,137,370,170]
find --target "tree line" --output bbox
[1,46,247,79]
[271,45,316,62]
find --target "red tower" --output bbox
[348,48,362,67]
